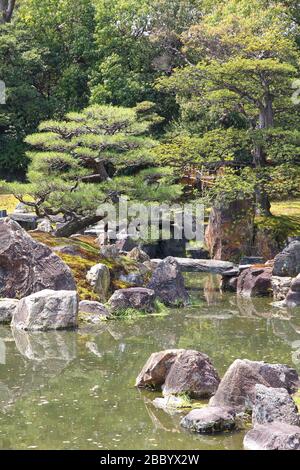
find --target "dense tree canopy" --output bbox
[0,0,299,231]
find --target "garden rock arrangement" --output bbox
[220,238,300,306]
[137,353,300,445]
[0,218,76,298]
[136,349,220,398]
[147,256,189,307]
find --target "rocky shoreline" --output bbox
[136,350,300,450]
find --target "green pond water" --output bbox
[0,273,300,450]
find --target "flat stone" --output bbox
[181,406,237,434]
[151,258,235,274]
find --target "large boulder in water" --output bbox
[273,239,300,277]
[136,349,220,399]
[209,359,299,412]
[147,256,189,306]
[0,218,76,298]
[11,289,78,331]
[252,384,299,426]
[244,422,300,450]
[236,266,273,297]
[162,349,220,399]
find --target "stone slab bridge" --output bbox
[151,258,236,274]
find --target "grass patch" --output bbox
[0,194,18,213]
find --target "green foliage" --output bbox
[0,0,96,178]
[2,103,180,220]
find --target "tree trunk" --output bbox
[54,214,104,238]
[253,98,274,217]
[0,0,16,24]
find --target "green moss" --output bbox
[255,214,300,245]
[30,232,150,302]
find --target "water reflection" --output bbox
[0,328,77,413]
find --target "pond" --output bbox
[0,273,299,450]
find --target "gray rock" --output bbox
[86,263,110,301]
[127,247,150,263]
[148,256,189,307]
[79,300,110,323]
[284,274,300,308]
[181,406,237,434]
[11,289,78,331]
[209,359,299,412]
[273,240,300,277]
[272,276,293,301]
[162,349,220,399]
[252,384,299,426]
[36,218,52,233]
[118,272,144,286]
[99,245,120,259]
[244,422,300,450]
[0,299,19,323]
[0,218,76,298]
[108,287,156,314]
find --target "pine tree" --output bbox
[2,103,182,236]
